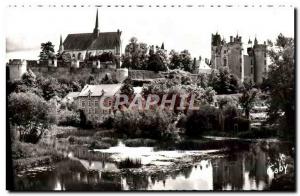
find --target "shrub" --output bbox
[58,109,80,126]
[101,137,118,146]
[118,158,142,169]
[113,109,174,139]
[8,92,55,143]
[184,105,220,136]
[89,141,111,149]
[123,138,156,147]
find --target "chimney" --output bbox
[230,36,233,43]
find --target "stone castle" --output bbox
[211,32,267,84]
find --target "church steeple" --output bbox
[58,34,64,54]
[93,9,99,38]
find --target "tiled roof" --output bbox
[63,33,94,50]
[89,32,121,50]
[63,32,121,51]
[78,84,122,97]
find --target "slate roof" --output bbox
[63,32,121,51]
[78,84,122,97]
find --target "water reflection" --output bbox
[14,141,294,191]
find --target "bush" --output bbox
[101,137,118,146]
[184,105,220,136]
[58,109,80,126]
[113,109,174,139]
[123,138,156,147]
[93,130,116,139]
[118,158,142,169]
[89,141,111,149]
[11,141,56,159]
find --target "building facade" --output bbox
[211,33,267,84]
[211,33,243,80]
[75,84,122,122]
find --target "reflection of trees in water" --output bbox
[123,173,149,190]
[212,141,294,190]
[15,159,121,191]
[212,154,244,190]
[122,165,194,190]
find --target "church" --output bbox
[58,10,122,62]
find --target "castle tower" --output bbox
[7,59,27,81]
[253,38,267,84]
[211,33,222,69]
[93,9,100,38]
[58,34,64,54]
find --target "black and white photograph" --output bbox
[5,3,296,192]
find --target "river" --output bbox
[14,139,294,191]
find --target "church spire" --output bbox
[58,34,64,53]
[93,9,99,37]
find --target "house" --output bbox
[76,84,122,122]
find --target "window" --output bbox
[223,58,227,66]
[88,101,91,106]
[94,100,98,107]
[251,67,253,74]
[264,60,267,65]
[81,101,85,107]
[264,52,267,57]
[251,59,253,65]
[94,108,97,114]
[224,50,227,54]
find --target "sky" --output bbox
[5,6,294,61]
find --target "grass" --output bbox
[118,157,142,169]
[56,127,96,138]
[11,140,64,171]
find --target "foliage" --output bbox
[121,37,148,70]
[123,138,156,147]
[208,67,240,94]
[239,89,257,119]
[142,73,216,112]
[113,109,174,139]
[8,92,55,143]
[39,41,55,60]
[118,158,142,169]
[262,34,295,134]
[169,49,195,72]
[57,109,80,126]
[147,52,168,72]
[184,105,220,136]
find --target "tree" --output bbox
[147,53,167,72]
[168,50,193,73]
[208,67,240,94]
[121,37,148,69]
[39,41,55,60]
[262,34,295,134]
[8,92,55,143]
[239,89,257,120]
